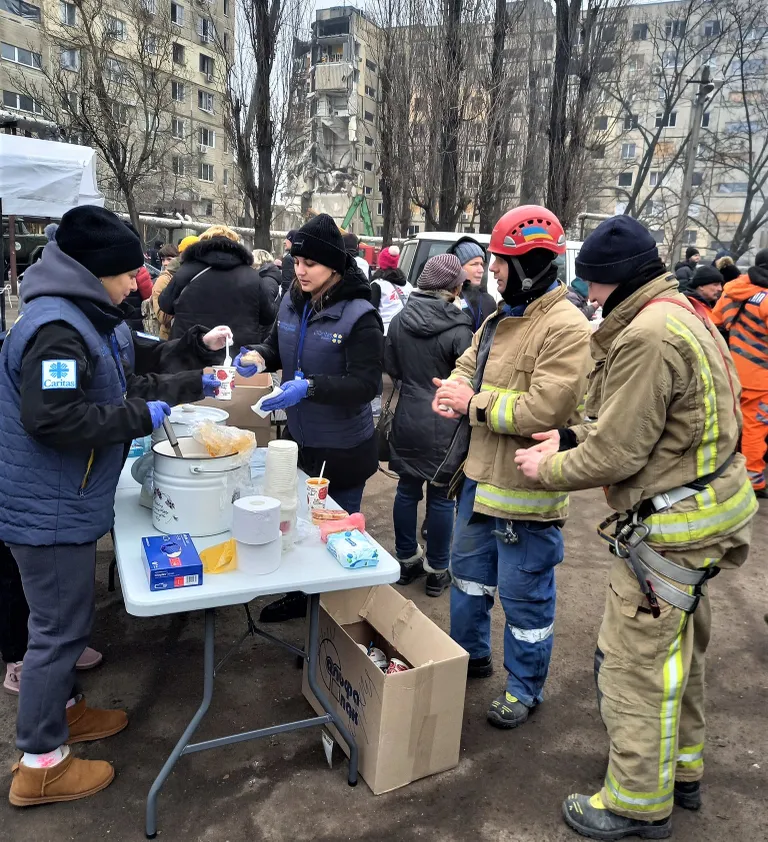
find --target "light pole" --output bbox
[669,66,715,267]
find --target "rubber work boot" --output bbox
[66,697,128,744]
[397,546,424,585]
[9,754,115,806]
[467,655,493,679]
[673,781,701,811]
[487,692,530,729]
[562,792,672,840]
[259,592,308,623]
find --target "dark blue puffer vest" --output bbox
[277,293,375,448]
[0,297,127,546]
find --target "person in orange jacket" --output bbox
[712,248,768,496]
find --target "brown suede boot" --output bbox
[66,697,128,744]
[9,753,114,806]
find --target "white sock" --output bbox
[22,745,70,769]
[65,694,81,709]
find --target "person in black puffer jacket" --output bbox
[159,225,278,346]
[385,253,474,598]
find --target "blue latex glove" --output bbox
[233,346,264,378]
[147,401,172,430]
[202,372,221,398]
[260,379,309,412]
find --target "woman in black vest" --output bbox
[235,214,384,622]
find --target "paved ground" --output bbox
[1,471,766,842]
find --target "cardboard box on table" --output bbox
[302,584,469,795]
[198,371,274,446]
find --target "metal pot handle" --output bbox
[189,464,236,475]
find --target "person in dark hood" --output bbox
[159,224,278,346]
[683,264,722,318]
[385,253,473,597]
[280,229,297,297]
[234,213,384,622]
[448,236,497,331]
[565,278,597,320]
[674,246,701,285]
[148,239,163,270]
[0,206,226,808]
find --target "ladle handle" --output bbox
[163,418,183,457]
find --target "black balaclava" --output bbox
[497,247,558,309]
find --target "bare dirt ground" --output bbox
[1,471,766,842]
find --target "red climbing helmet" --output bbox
[489,205,566,257]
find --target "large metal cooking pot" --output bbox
[151,404,229,447]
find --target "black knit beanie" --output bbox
[56,206,145,278]
[291,214,348,276]
[688,264,723,290]
[576,215,659,286]
[685,246,700,261]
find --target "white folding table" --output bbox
[112,460,400,838]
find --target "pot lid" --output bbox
[169,404,229,426]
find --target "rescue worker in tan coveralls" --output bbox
[515,216,756,841]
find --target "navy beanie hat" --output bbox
[56,205,145,278]
[688,264,723,290]
[290,214,348,276]
[575,215,659,285]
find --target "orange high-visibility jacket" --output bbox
[712,275,768,391]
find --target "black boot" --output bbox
[487,692,530,729]
[420,519,428,540]
[259,592,308,623]
[397,547,424,585]
[563,793,671,840]
[425,569,451,597]
[467,654,493,679]
[674,781,701,811]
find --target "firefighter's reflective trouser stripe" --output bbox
[739,389,768,491]
[449,480,563,708]
[595,556,712,822]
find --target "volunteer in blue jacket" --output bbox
[235,213,385,622]
[0,206,224,808]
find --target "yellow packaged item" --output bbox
[200,538,237,574]
[192,421,256,459]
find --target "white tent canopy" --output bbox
[0,134,103,218]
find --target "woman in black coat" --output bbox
[384,253,473,598]
[448,236,497,331]
[159,226,278,346]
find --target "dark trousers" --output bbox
[9,543,96,754]
[0,540,29,663]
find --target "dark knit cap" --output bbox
[417,253,466,291]
[342,232,359,254]
[286,229,298,243]
[688,264,723,289]
[755,248,768,268]
[685,246,700,261]
[575,215,658,285]
[56,206,145,278]
[290,214,348,276]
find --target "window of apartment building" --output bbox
[697,142,706,157]
[683,230,697,245]
[364,135,373,146]
[377,202,383,216]
[648,200,663,216]
[60,48,79,71]
[745,24,768,41]
[197,17,214,43]
[171,80,185,102]
[586,199,602,213]
[621,142,636,159]
[223,134,228,153]
[110,102,130,125]
[726,121,752,133]
[104,57,124,82]
[2,90,42,113]
[223,32,229,51]
[718,182,747,193]
[701,111,710,128]
[631,22,648,40]
[223,168,228,186]
[223,0,229,15]
[364,185,372,195]
[141,0,157,14]
[627,55,643,75]
[203,199,214,216]
[172,117,185,138]
[365,85,375,98]
[649,171,662,186]
[364,110,374,122]
[199,162,214,182]
[59,0,76,25]
[173,43,185,64]
[106,16,127,41]
[199,53,214,76]
[198,89,214,113]
[364,160,373,171]
[594,115,609,131]
[691,172,704,187]
[665,19,686,38]
[1,43,42,69]
[623,114,639,130]
[2,0,41,21]
[407,225,420,237]
[601,25,616,42]
[617,171,633,187]
[662,51,676,69]
[539,33,553,49]
[63,91,78,112]
[469,148,482,163]
[591,145,605,159]
[170,1,184,25]
[467,175,480,190]
[703,20,720,37]
[172,156,186,176]
[650,229,665,244]
[655,111,677,128]
[365,59,377,72]
[740,58,767,75]
[144,34,159,55]
[199,126,215,147]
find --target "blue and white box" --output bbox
[142,534,203,592]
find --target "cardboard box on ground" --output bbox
[302,585,469,795]
[198,371,274,445]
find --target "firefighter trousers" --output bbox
[594,555,711,822]
[739,389,768,491]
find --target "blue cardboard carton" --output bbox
[142,534,203,592]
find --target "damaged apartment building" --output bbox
[286,6,382,235]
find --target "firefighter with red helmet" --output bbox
[431,206,591,728]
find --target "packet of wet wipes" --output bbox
[326,529,380,569]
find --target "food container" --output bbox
[151,404,229,447]
[152,437,245,537]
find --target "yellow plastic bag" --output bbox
[200,538,237,574]
[193,421,256,460]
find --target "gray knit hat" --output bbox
[417,253,466,291]
[453,239,485,267]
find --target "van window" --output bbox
[411,239,490,291]
[399,241,417,281]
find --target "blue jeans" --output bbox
[392,475,454,570]
[330,483,365,515]
[449,480,563,708]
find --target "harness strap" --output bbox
[634,541,711,587]
[625,549,700,613]
[644,451,736,516]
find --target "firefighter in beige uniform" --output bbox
[515,216,756,841]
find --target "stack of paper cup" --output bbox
[264,440,299,504]
[232,495,282,575]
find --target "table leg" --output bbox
[145,608,216,839]
[305,593,358,787]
